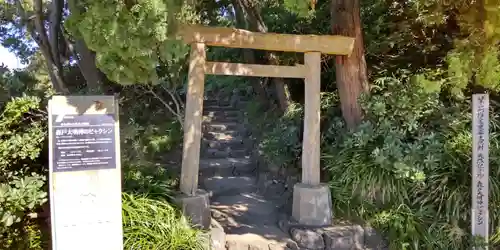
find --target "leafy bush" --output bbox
[248,91,341,170]
[119,89,184,199]
[322,75,500,249]
[258,102,304,168]
[0,95,48,249]
[66,0,198,85]
[121,119,182,200]
[122,193,208,250]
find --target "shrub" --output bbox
[249,91,341,170]
[120,104,183,200]
[258,102,304,168]
[0,95,48,249]
[322,75,500,249]
[122,193,208,250]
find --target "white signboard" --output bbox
[48,96,123,250]
[472,93,489,248]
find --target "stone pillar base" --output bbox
[175,189,211,229]
[292,183,333,226]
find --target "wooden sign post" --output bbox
[472,93,489,249]
[48,96,123,250]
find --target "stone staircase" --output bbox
[199,94,388,250]
[200,97,293,250]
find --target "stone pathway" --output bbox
[200,97,293,250]
[200,95,388,250]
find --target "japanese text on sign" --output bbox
[472,93,489,243]
[52,114,116,172]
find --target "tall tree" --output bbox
[233,0,292,112]
[231,0,270,106]
[330,0,369,128]
[0,0,104,93]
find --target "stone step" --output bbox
[202,142,249,152]
[210,193,291,249]
[203,148,249,159]
[211,193,281,230]
[199,158,255,177]
[203,103,249,112]
[203,110,241,118]
[204,100,250,107]
[203,132,244,141]
[202,138,247,150]
[202,175,257,198]
[203,105,239,112]
[225,234,288,250]
[203,115,241,123]
[203,122,242,132]
[205,130,245,138]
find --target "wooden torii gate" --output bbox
[176,25,355,227]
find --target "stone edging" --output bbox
[278,214,388,250]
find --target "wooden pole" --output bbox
[302,52,321,186]
[180,42,206,195]
[472,93,489,249]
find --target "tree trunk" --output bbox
[274,79,291,111]
[267,53,291,112]
[232,0,269,106]
[331,0,368,128]
[235,0,291,111]
[74,39,103,91]
[32,0,69,94]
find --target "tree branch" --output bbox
[14,0,37,39]
[33,0,53,62]
[49,0,64,66]
[14,0,67,93]
[239,0,267,32]
[74,39,103,90]
[160,84,182,117]
[143,85,184,128]
[31,0,67,93]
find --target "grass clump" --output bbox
[122,193,208,250]
[119,102,207,250]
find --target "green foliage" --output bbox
[247,92,341,169]
[66,0,197,85]
[0,95,48,249]
[119,88,206,249]
[385,0,500,95]
[9,0,500,249]
[122,193,208,250]
[0,66,193,249]
[120,105,182,199]
[258,103,303,168]
[321,74,500,249]
[119,85,183,158]
[204,47,254,95]
[361,0,457,76]
[282,0,312,18]
[0,69,52,104]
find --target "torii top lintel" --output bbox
[177,25,355,56]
